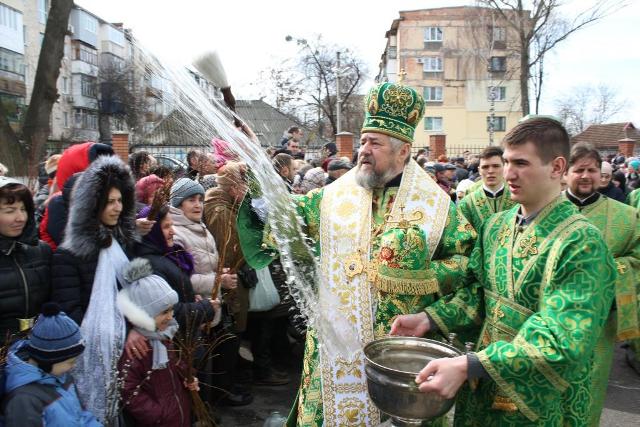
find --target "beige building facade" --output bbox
[377,7,525,152]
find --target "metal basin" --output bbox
[363,336,462,423]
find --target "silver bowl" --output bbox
[363,336,462,425]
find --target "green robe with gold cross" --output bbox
[285,163,475,427]
[457,184,517,233]
[425,196,617,426]
[571,194,640,426]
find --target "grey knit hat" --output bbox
[117,258,179,331]
[170,177,205,208]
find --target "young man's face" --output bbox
[503,141,562,207]
[566,157,601,198]
[479,155,504,188]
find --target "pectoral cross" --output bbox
[616,261,628,275]
[492,303,505,322]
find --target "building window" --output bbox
[425,117,443,131]
[488,86,506,101]
[75,43,98,65]
[84,15,97,34]
[489,56,506,72]
[424,27,443,42]
[0,48,24,77]
[388,46,397,59]
[61,77,68,94]
[80,75,97,98]
[74,108,98,129]
[424,86,443,102]
[38,0,47,24]
[492,27,506,42]
[487,116,506,132]
[423,57,443,72]
[0,4,19,30]
[63,112,68,127]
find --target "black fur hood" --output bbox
[60,155,137,258]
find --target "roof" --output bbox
[235,99,329,149]
[571,122,639,148]
[138,99,328,149]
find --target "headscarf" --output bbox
[137,205,195,275]
[211,138,239,170]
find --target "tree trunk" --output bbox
[99,113,113,144]
[0,102,26,176]
[21,0,74,178]
[519,35,530,116]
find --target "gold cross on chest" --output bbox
[616,261,628,275]
[492,303,505,322]
[517,235,538,258]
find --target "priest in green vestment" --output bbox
[564,142,640,426]
[457,146,517,232]
[238,82,476,427]
[626,187,640,209]
[391,117,617,426]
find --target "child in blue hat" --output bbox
[1,302,101,426]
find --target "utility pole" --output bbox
[336,51,342,134]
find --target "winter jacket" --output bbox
[50,156,137,324]
[170,206,219,297]
[204,187,250,331]
[118,341,190,427]
[1,341,102,427]
[135,241,215,331]
[0,217,51,337]
[599,181,626,203]
[39,173,81,251]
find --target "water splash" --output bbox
[139,48,359,359]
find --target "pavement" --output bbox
[218,343,640,426]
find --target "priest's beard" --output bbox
[355,162,398,190]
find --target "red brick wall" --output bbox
[112,133,129,162]
[618,139,636,158]
[429,134,446,160]
[336,132,354,159]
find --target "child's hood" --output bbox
[3,340,64,393]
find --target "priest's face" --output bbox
[355,133,409,190]
[566,156,601,198]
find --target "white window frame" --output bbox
[425,117,443,132]
[38,0,47,24]
[492,27,506,42]
[0,4,19,30]
[424,27,443,42]
[488,86,506,101]
[84,15,97,34]
[424,86,443,102]
[423,57,443,72]
[487,116,506,132]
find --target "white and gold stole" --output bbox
[318,159,450,426]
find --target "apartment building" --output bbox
[377,7,526,151]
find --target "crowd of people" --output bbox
[0,80,639,427]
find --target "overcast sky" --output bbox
[76,0,640,123]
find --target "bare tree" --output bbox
[265,35,368,137]
[477,0,623,116]
[555,84,628,135]
[3,0,74,177]
[97,55,147,144]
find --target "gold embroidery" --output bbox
[516,234,538,258]
[616,260,627,275]
[497,224,511,246]
[344,251,364,279]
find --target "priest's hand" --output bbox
[415,355,468,399]
[389,312,430,337]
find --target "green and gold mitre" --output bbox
[361,82,425,144]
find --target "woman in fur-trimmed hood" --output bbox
[51,155,137,322]
[50,155,136,424]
